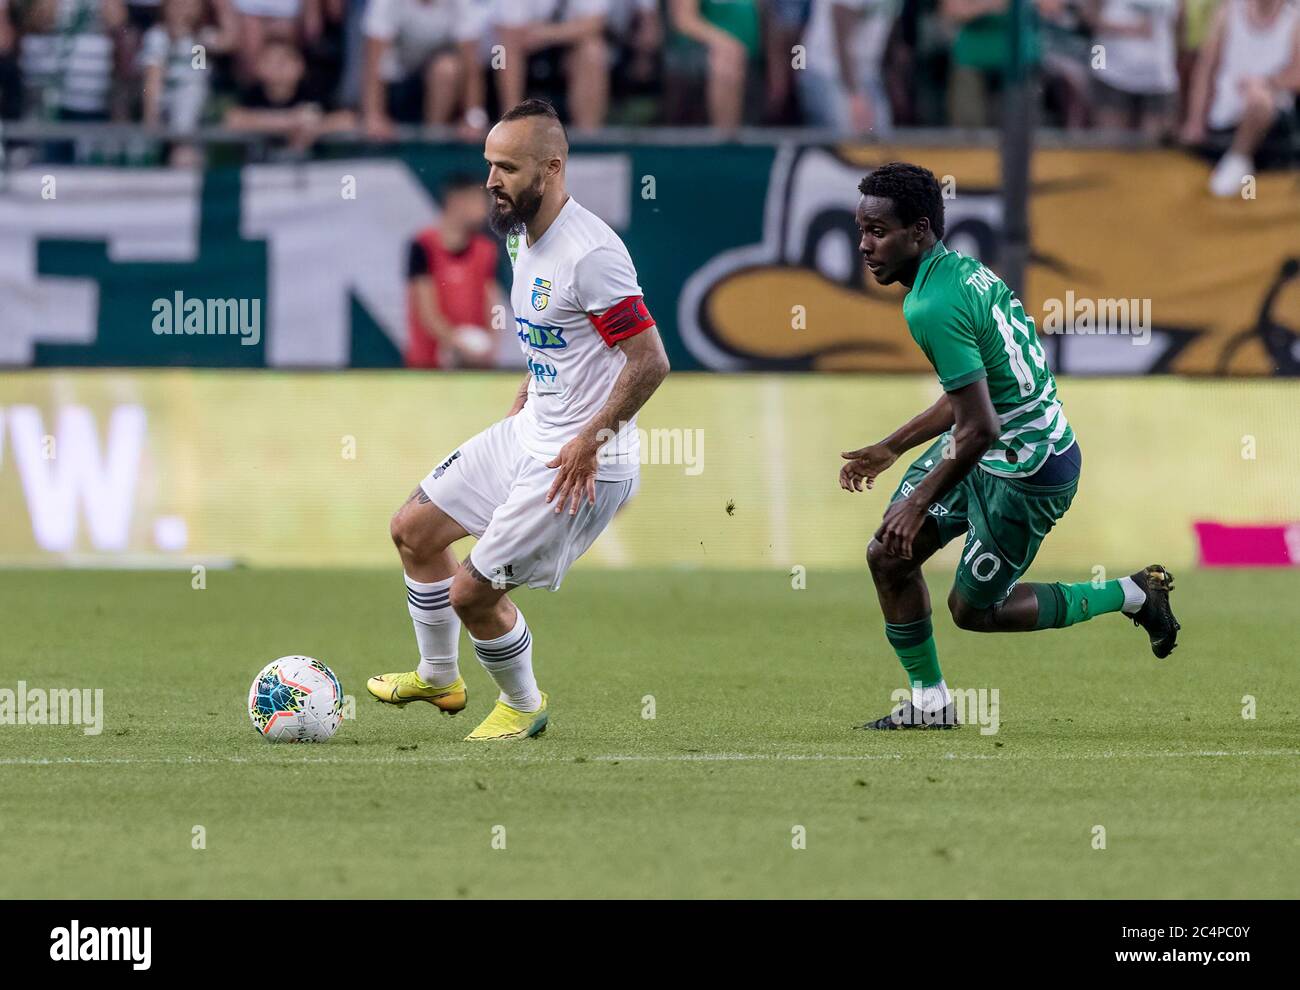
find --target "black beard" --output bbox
[488,183,544,237]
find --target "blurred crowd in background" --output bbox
[1,0,1296,368]
[0,0,1294,186]
[0,0,1296,151]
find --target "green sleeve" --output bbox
[914,300,987,392]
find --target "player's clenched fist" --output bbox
[840,443,898,492]
[547,433,600,515]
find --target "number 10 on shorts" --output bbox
[963,538,1002,583]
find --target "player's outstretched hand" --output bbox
[840,443,898,493]
[547,434,600,516]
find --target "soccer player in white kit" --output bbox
[367,99,671,740]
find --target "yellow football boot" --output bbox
[366,671,467,715]
[464,693,549,741]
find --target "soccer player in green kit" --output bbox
[839,163,1181,729]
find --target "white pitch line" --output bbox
[0,750,1297,766]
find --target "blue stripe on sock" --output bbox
[408,594,450,611]
[406,589,449,602]
[475,635,530,660]
[474,631,531,662]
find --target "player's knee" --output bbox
[448,570,491,617]
[390,503,440,561]
[867,539,912,585]
[866,539,891,579]
[948,590,988,632]
[389,506,411,551]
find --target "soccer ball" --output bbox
[248,656,344,743]
[452,324,496,367]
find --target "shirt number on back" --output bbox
[991,300,1046,397]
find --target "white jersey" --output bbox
[1090,0,1179,96]
[801,0,896,84]
[1208,0,1300,130]
[507,196,647,481]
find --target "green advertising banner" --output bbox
[2,143,1297,375]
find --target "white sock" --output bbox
[1118,575,1146,616]
[1209,151,1252,197]
[470,609,541,712]
[912,679,952,713]
[405,574,461,687]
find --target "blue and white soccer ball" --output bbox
[248,656,344,743]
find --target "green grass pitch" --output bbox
[1,567,1296,899]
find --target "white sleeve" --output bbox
[567,0,610,18]
[138,26,168,69]
[455,0,493,41]
[574,242,642,314]
[362,0,399,41]
[495,0,534,27]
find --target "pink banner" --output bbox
[1194,522,1300,567]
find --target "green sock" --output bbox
[1030,580,1127,630]
[884,615,943,688]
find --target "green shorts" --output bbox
[888,437,1079,609]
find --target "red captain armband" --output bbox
[588,295,655,346]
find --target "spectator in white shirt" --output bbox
[361,0,490,139]
[798,0,897,134]
[20,0,125,121]
[495,0,611,131]
[140,0,235,133]
[1085,0,1180,137]
[1181,0,1300,196]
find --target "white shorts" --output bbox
[419,416,636,591]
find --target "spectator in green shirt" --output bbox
[666,0,761,128]
[941,0,1042,126]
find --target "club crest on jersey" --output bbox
[531,277,553,311]
[515,317,566,349]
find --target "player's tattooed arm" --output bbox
[405,486,432,505]
[584,327,670,438]
[506,372,531,417]
[546,327,670,515]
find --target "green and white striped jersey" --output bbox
[902,240,1074,479]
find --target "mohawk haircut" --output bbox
[500,98,567,135]
[858,162,946,238]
